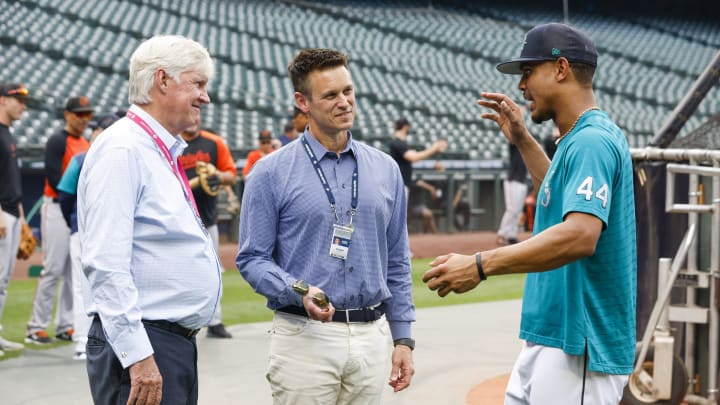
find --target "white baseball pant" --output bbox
[28,198,73,334]
[498,180,528,240]
[0,211,21,335]
[505,341,629,405]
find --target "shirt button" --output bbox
[121,352,127,358]
[342,184,346,189]
[348,266,354,272]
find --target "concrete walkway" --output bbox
[0,300,522,405]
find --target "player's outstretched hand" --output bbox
[422,253,482,297]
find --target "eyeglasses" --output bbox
[4,87,29,97]
[72,111,93,118]
[260,139,272,144]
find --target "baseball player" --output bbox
[497,143,528,245]
[26,96,93,344]
[423,23,636,404]
[179,120,238,338]
[0,82,31,355]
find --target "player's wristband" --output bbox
[475,252,487,281]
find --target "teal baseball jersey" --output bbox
[520,110,637,375]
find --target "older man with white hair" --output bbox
[78,35,223,405]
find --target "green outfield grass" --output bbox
[0,259,524,361]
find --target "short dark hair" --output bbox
[288,48,349,97]
[569,62,595,85]
[395,117,410,131]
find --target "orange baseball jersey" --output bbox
[44,131,90,198]
[179,130,237,227]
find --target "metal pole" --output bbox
[563,0,569,24]
[631,148,720,163]
[707,159,719,402]
[685,157,699,385]
[649,50,720,148]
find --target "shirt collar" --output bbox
[302,129,357,160]
[128,104,187,158]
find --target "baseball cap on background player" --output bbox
[0,82,30,101]
[89,113,120,130]
[65,96,95,114]
[496,23,598,75]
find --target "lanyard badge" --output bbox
[330,223,354,260]
[301,136,358,261]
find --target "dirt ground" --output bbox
[13,231,522,281]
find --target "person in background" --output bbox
[496,142,528,245]
[388,117,448,199]
[423,23,636,405]
[237,48,415,404]
[78,34,222,404]
[408,180,439,234]
[0,82,31,355]
[292,105,309,133]
[179,119,238,339]
[241,129,276,181]
[277,120,297,146]
[27,95,94,345]
[57,112,119,360]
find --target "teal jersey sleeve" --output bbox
[57,154,82,195]
[561,128,619,227]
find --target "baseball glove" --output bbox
[188,161,221,196]
[16,222,37,260]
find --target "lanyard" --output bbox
[301,135,358,225]
[126,111,201,219]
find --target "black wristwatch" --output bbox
[393,338,415,351]
[292,280,309,296]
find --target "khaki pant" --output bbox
[267,311,392,405]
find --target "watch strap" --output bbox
[393,337,415,351]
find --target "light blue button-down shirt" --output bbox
[236,131,414,340]
[78,105,222,368]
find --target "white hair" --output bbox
[128,35,214,104]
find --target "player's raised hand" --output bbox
[477,92,529,144]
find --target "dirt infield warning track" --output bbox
[12,231,523,280]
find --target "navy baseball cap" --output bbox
[89,113,119,130]
[497,23,598,75]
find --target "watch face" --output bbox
[292,280,309,296]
